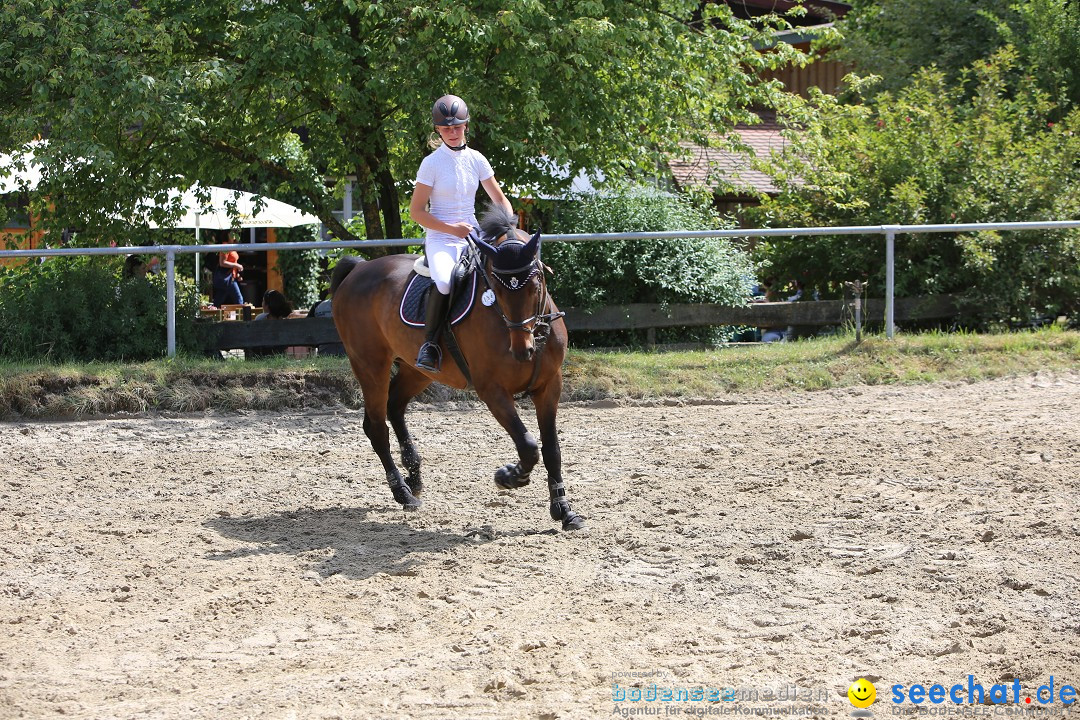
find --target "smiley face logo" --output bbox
[848,678,876,708]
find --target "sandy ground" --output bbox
[1,373,1078,720]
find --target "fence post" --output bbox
[883,226,898,339]
[166,248,177,358]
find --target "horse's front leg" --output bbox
[481,389,539,490]
[531,377,586,531]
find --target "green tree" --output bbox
[836,0,1080,116]
[748,50,1080,326]
[0,256,201,360]
[836,0,1016,96]
[1002,0,1080,115]
[1,1,804,247]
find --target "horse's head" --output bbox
[475,207,548,363]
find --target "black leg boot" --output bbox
[415,289,449,372]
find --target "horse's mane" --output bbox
[478,204,519,244]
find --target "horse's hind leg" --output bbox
[350,357,422,511]
[387,364,433,497]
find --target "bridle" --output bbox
[468,234,566,395]
[470,235,564,337]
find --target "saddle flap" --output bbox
[399,269,477,328]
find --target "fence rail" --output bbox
[2,219,1078,357]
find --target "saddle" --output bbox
[398,252,478,328]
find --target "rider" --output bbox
[409,94,513,373]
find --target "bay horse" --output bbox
[329,205,586,531]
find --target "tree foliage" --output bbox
[836,0,1080,115]
[748,50,1080,326]
[0,1,804,246]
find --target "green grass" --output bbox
[1,328,1077,419]
[564,327,1079,399]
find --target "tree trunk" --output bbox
[378,163,402,245]
[355,157,390,259]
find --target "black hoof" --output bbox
[562,512,587,531]
[494,463,531,489]
[550,501,585,530]
[391,484,423,511]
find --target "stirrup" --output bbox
[415,342,442,372]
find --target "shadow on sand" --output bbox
[203,505,483,581]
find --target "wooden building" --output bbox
[669,0,853,218]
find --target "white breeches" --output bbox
[425,235,469,295]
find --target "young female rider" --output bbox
[409,94,513,373]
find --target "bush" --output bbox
[0,256,201,360]
[748,49,1080,326]
[542,186,756,346]
[274,225,323,311]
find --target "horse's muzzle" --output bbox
[509,330,536,363]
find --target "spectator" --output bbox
[122,254,148,280]
[753,277,788,343]
[248,290,294,359]
[255,289,293,320]
[212,233,244,306]
[307,292,346,356]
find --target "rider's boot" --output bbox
[415,289,449,372]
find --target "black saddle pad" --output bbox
[399,271,478,327]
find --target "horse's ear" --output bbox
[524,229,541,258]
[474,236,499,259]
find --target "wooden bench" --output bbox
[196,316,340,351]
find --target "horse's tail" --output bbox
[330,255,364,295]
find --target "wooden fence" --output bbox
[197,295,958,352]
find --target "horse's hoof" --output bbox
[562,512,587,531]
[494,463,530,490]
[391,484,423,510]
[405,476,424,497]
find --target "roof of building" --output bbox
[668,111,788,197]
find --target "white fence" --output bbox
[2,220,1078,357]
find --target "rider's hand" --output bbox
[446,222,473,239]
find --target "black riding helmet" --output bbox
[432,95,469,127]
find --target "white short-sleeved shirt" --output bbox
[414,143,494,245]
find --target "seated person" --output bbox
[122,254,148,280]
[255,290,293,320]
[248,290,294,358]
[307,294,346,356]
[753,277,787,343]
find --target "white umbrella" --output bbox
[0,142,45,194]
[133,183,320,295]
[140,183,320,231]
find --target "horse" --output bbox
[329,205,586,531]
